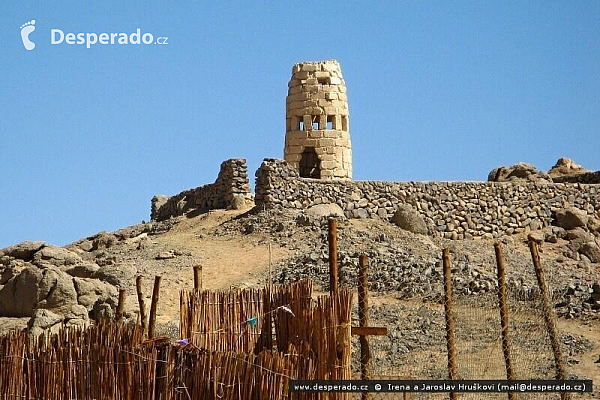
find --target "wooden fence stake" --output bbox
[328,218,339,298]
[358,254,372,400]
[148,276,162,339]
[193,265,202,290]
[528,239,569,400]
[442,248,458,400]
[136,276,147,335]
[494,242,516,400]
[116,289,126,322]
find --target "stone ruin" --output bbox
[151,159,252,221]
[150,60,355,221]
[149,60,599,235]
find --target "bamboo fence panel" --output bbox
[0,280,352,399]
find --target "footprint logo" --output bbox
[20,20,36,50]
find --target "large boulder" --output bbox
[555,208,589,230]
[580,242,600,263]
[548,157,589,178]
[94,263,137,287]
[90,300,117,322]
[35,267,79,314]
[0,266,44,316]
[91,232,119,250]
[27,309,63,337]
[32,245,83,267]
[64,262,101,278]
[392,204,428,234]
[73,277,118,310]
[0,259,27,284]
[0,317,29,336]
[588,218,600,235]
[565,227,594,243]
[229,194,246,210]
[0,241,45,261]
[488,162,550,182]
[26,304,91,336]
[306,203,345,219]
[63,304,91,329]
[0,266,78,317]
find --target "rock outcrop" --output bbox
[488,157,598,184]
[0,241,45,261]
[0,242,121,334]
[487,162,551,182]
[548,157,589,178]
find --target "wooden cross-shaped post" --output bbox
[352,254,388,400]
[327,222,388,396]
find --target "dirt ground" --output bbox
[117,206,289,324]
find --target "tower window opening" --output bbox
[326,115,334,130]
[299,121,304,131]
[317,77,328,86]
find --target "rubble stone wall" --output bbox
[151,159,251,221]
[255,159,600,239]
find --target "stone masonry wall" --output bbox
[284,60,352,179]
[255,159,600,239]
[151,159,251,221]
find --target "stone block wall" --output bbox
[151,159,251,221]
[255,159,600,239]
[284,60,352,179]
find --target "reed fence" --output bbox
[0,280,353,399]
[180,279,353,384]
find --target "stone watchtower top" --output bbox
[284,60,352,179]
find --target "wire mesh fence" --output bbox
[340,240,584,400]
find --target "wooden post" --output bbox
[116,289,126,322]
[358,254,372,400]
[328,218,339,297]
[193,265,202,291]
[528,239,569,400]
[136,276,147,335]
[442,248,458,400]
[148,276,162,339]
[351,255,388,398]
[494,242,516,400]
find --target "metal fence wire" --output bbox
[343,241,580,400]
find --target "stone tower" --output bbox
[284,60,352,179]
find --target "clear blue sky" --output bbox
[1,1,599,248]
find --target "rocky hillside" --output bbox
[1,158,599,395]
